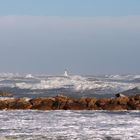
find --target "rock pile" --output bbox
[0,94,140,110]
[0,91,13,97]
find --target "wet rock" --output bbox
[134,94,140,100]
[86,97,98,109]
[78,97,88,107]
[110,96,129,106]
[64,98,88,110]
[0,94,140,110]
[128,95,140,110]
[108,96,130,110]
[65,102,87,110]
[30,97,43,106]
[128,101,140,110]
[30,97,55,110]
[133,104,140,110]
[115,93,127,98]
[105,104,126,111]
[40,98,55,110]
[96,98,110,109]
[8,98,32,110]
[0,100,8,109]
[52,95,68,110]
[0,91,13,97]
[0,98,31,110]
[79,97,87,105]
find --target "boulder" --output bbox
[79,97,87,104]
[64,99,88,110]
[106,105,126,111]
[110,96,129,106]
[115,93,127,98]
[108,96,130,110]
[52,94,68,109]
[1,94,140,110]
[78,97,88,107]
[86,97,97,109]
[0,91,13,97]
[30,97,43,106]
[128,96,140,110]
[30,97,55,110]
[133,104,140,110]
[128,101,140,110]
[0,100,8,109]
[96,98,110,109]
[134,94,140,101]
[65,102,87,110]
[8,98,32,110]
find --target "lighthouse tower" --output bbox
[64,69,68,77]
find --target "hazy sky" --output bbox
[0,0,140,75]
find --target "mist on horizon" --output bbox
[0,1,140,75]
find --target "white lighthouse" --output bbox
[64,69,68,77]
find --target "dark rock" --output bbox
[0,91,13,97]
[128,95,140,110]
[110,96,129,106]
[30,97,43,106]
[134,94,140,100]
[52,95,68,110]
[96,98,110,108]
[64,98,88,110]
[86,97,98,109]
[30,97,55,110]
[0,100,8,109]
[115,93,127,98]
[79,97,88,106]
[105,104,127,110]
[65,102,87,110]
[0,94,140,110]
[8,98,32,110]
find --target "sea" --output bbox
[0,73,140,140]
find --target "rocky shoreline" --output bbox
[0,92,140,110]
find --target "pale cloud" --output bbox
[0,16,140,74]
[0,16,16,27]
[0,16,140,31]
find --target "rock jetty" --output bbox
[0,90,13,97]
[0,93,140,110]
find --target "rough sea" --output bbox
[0,73,140,140]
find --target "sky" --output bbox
[0,0,140,75]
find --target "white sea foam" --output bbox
[0,73,20,78]
[14,75,140,92]
[25,74,34,78]
[133,75,140,79]
[0,110,140,139]
[0,97,15,100]
[107,74,140,81]
[0,74,140,93]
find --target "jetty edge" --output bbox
[0,93,140,110]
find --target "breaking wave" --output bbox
[14,75,140,92]
[0,73,140,95]
[0,110,140,139]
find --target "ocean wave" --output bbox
[14,75,139,92]
[106,74,140,81]
[0,110,140,139]
[0,73,20,77]
[25,74,34,78]
[0,74,139,93]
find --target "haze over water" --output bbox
[0,0,140,74]
[0,0,140,139]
